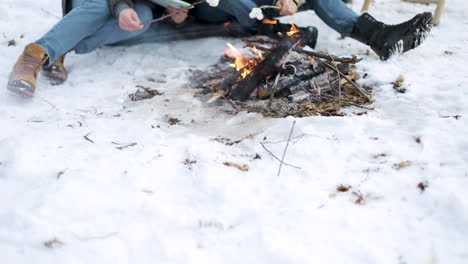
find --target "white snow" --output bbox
[1,0,468,263]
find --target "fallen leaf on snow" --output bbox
[393,161,412,169]
[223,162,249,171]
[417,181,429,192]
[336,185,352,192]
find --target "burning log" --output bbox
[187,23,373,117]
[229,26,316,101]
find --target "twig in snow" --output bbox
[57,169,67,179]
[352,191,365,205]
[115,142,137,150]
[37,95,58,110]
[73,232,119,241]
[84,132,94,144]
[44,237,64,248]
[262,134,305,144]
[278,120,296,176]
[41,8,60,19]
[260,142,301,170]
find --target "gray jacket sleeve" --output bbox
[109,0,135,16]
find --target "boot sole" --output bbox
[42,71,66,85]
[383,13,433,60]
[7,83,34,97]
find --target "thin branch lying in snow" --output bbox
[37,95,58,110]
[41,8,60,19]
[84,132,94,144]
[278,120,296,176]
[262,134,305,144]
[73,232,119,241]
[260,142,301,170]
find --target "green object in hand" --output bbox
[168,0,192,8]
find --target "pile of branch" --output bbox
[189,33,372,117]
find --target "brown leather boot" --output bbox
[7,43,47,97]
[42,53,68,85]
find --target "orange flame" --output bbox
[262,18,278,24]
[224,42,265,79]
[286,24,300,36]
[225,42,249,70]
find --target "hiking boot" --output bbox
[257,21,318,49]
[42,53,68,85]
[7,43,47,97]
[350,12,432,60]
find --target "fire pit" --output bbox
[189,24,373,117]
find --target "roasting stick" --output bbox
[259,5,280,9]
[141,0,207,25]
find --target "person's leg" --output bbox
[7,0,112,95]
[193,0,259,29]
[74,0,153,54]
[300,0,359,34]
[35,0,113,65]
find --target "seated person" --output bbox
[7,0,432,97]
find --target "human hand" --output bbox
[167,6,189,24]
[275,0,298,16]
[119,8,144,31]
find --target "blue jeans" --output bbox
[194,0,359,33]
[35,0,358,64]
[36,0,154,64]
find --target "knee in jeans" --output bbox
[82,0,111,15]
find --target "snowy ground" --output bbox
[1,0,468,263]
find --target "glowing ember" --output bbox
[286,24,300,36]
[262,18,278,24]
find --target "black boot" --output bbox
[351,12,432,60]
[257,22,318,49]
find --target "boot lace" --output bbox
[17,53,47,76]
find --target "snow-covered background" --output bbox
[1,0,467,263]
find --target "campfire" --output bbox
[190,23,373,117]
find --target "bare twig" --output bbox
[260,142,301,170]
[294,48,362,64]
[37,95,58,110]
[326,51,342,100]
[262,134,305,144]
[278,120,296,176]
[84,132,94,144]
[320,94,374,110]
[73,232,119,241]
[322,60,372,102]
[242,40,272,53]
[242,38,279,45]
[115,142,137,150]
[41,8,60,19]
